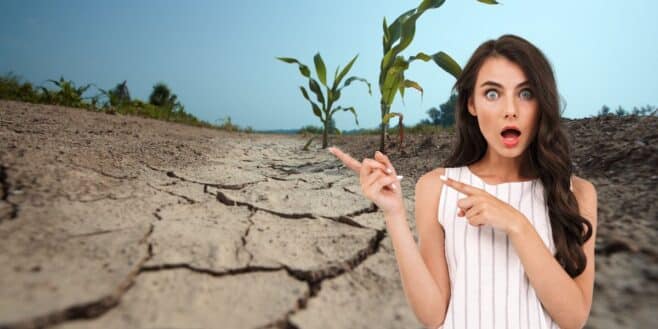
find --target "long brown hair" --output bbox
[442,34,592,278]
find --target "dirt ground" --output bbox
[0,100,656,328]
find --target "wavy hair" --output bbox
[442,34,592,278]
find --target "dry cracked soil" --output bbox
[0,100,656,329]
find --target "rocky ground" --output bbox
[0,100,656,328]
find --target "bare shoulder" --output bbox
[416,167,446,191]
[415,167,447,224]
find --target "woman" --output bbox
[328,34,597,329]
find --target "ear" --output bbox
[467,95,476,117]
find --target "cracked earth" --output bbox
[0,100,423,329]
[2,100,657,329]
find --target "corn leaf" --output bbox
[382,70,403,106]
[382,112,399,125]
[404,79,423,101]
[300,86,324,121]
[432,51,462,79]
[333,54,359,90]
[308,79,325,106]
[313,53,327,86]
[382,18,391,52]
[276,57,311,78]
[477,0,499,4]
[387,8,415,47]
[418,0,446,12]
[409,51,432,62]
[395,12,420,53]
[340,76,372,95]
[331,106,359,126]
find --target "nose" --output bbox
[504,94,518,118]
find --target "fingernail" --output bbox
[386,168,393,174]
[396,175,403,180]
[439,175,447,181]
[390,183,396,190]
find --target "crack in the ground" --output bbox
[214,190,316,219]
[145,182,197,204]
[213,188,379,230]
[342,187,357,195]
[139,262,284,276]
[68,161,138,180]
[136,225,387,329]
[63,192,136,203]
[1,223,155,329]
[308,177,347,191]
[256,228,388,329]
[263,175,309,184]
[0,164,19,222]
[66,227,138,239]
[268,162,342,175]
[141,161,266,190]
[237,211,256,266]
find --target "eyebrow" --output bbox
[479,80,530,89]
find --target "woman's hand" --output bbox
[327,146,405,217]
[439,175,527,234]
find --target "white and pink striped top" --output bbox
[437,165,570,329]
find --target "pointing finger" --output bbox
[328,146,361,174]
[439,174,481,196]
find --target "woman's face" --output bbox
[468,55,539,158]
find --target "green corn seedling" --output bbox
[377,0,498,152]
[40,76,91,108]
[277,53,371,148]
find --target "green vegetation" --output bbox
[277,53,371,148]
[0,72,253,132]
[376,0,498,152]
[298,118,339,135]
[597,104,656,117]
[419,93,457,127]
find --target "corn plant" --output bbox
[39,76,91,108]
[94,80,131,110]
[377,0,498,152]
[277,53,371,148]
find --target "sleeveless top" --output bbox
[436,165,571,329]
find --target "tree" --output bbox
[425,107,440,125]
[598,105,611,116]
[615,105,626,116]
[277,53,371,148]
[376,0,498,152]
[420,92,457,126]
[149,82,183,118]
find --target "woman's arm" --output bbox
[385,169,451,328]
[508,176,598,329]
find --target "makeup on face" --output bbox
[470,57,538,152]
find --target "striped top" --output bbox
[437,165,571,329]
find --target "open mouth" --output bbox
[500,127,521,138]
[500,127,521,146]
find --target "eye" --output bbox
[520,88,533,100]
[484,89,499,100]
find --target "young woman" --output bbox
[328,34,597,329]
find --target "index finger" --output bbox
[439,174,481,196]
[327,146,361,174]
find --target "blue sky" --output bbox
[1,1,656,131]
